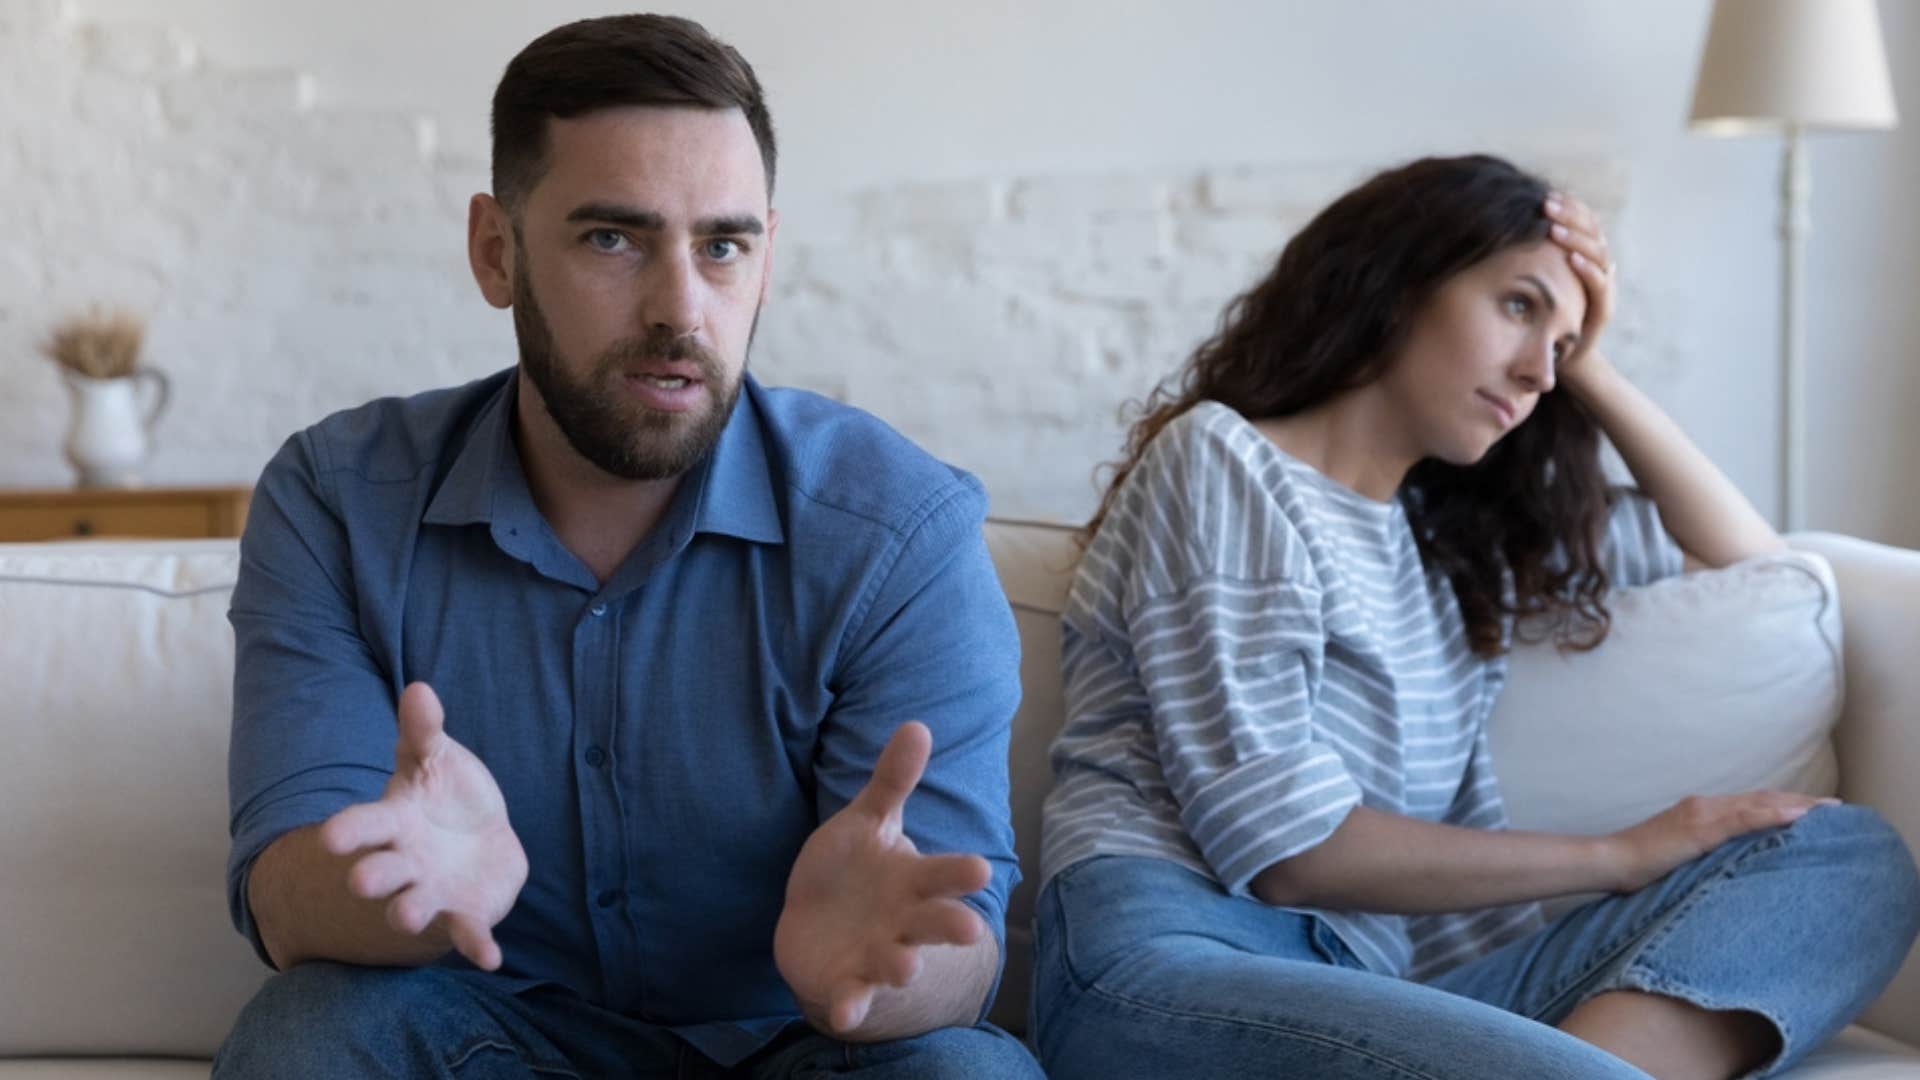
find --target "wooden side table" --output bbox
[0,486,253,541]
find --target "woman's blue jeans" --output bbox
[1032,805,1920,1079]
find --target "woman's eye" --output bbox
[1503,295,1533,318]
[587,229,630,253]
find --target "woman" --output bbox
[1032,155,1920,1080]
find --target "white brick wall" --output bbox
[759,160,1639,519]
[0,0,507,488]
[0,0,1652,522]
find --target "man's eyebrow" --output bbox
[566,203,664,230]
[695,214,765,237]
[562,204,765,237]
[1519,273,1559,313]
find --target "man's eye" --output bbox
[704,238,744,260]
[587,229,630,253]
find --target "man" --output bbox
[214,14,1040,1078]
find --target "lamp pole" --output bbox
[1779,122,1811,532]
[1688,0,1898,533]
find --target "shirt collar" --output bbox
[690,376,785,546]
[420,369,785,547]
[421,370,516,529]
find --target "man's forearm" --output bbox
[827,935,1000,1043]
[248,824,452,970]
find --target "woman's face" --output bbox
[1377,240,1588,466]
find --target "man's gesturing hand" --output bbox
[774,721,992,1036]
[317,682,528,970]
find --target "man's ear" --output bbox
[468,193,516,310]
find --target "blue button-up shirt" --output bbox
[225,369,1022,1064]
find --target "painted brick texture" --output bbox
[0,0,1643,520]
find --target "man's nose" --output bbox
[640,249,702,337]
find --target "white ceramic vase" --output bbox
[62,368,171,488]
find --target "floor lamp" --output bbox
[1688,0,1899,532]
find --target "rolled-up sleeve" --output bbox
[225,431,396,964]
[1109,413,1362,896]
[1133,573,1361,895]
[809,476,1022,1012]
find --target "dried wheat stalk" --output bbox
[40,309,147,380]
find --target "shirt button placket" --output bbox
[576,594,627,1002]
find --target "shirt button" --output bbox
[596,889,620,909]
[589,603,607,617]
[584,746,607,768]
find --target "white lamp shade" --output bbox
[1689,0,1899,135]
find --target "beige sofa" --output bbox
[4,523,1920,1078]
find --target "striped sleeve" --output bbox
[1133,576,1363,894]
[1116,409,1363,895]
[1597,488,1686,588]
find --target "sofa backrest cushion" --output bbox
[979,519,1844,1031]
[979,519,1078,1032]
[0,540,264,1058]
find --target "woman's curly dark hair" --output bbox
[1085,154,1615,658]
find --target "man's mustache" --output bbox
[601,328,722,379]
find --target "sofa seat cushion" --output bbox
[2,1027,1916,1078]
[0,1028,1910,1079]
[0,1061,213,1079]
[1788,1026,1920,1077]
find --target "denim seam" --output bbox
[1523,825,1798,1071]
[1050,864,1099,995]
[446,1035,581,1077]
[1520,822,1789,1014]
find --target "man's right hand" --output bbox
[316,681,528,970]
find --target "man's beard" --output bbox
[512,260,745,482]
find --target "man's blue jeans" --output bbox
[1032,805,1920,1079]
[213,962,1042,1078]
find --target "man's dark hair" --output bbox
[490,14,777,211]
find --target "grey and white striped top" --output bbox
[1041,400,1684,980]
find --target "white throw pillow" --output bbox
[1490,551,1842,839]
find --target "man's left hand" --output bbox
[774,721,991,1036]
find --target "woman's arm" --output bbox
[1546,196,1785,569]
[1563,355,1783,568]
[1252,792,1829,914]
